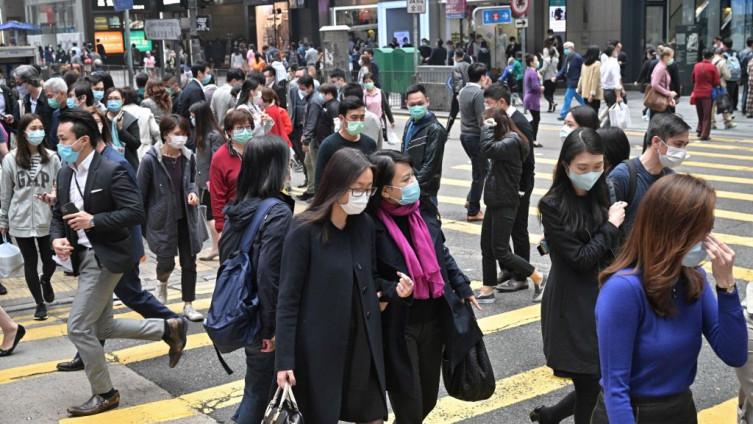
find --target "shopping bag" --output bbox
[197,205,211,245]
[0,235,24,277]
[386,127,400,146]
[262,383,304,424]
[608,102,632,129]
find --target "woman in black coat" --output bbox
[276,148,414,424]
[104,87,141,170]
[531,128,626,424]
[367,150,479,423]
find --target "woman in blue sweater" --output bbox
[594,174,746,424]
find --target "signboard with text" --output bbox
[94,31,124,54]
[113,0,133,11]
[130,30,153,52]
[144,19,182,40]
[481,7,512,25]
[447,0,466,19]
[549,0,566,33]
[407,0,426,14]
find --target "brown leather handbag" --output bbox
[643,86,670,112]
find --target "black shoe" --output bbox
[497,269,512,285]
[0,324,25,357]
[67,391,120,417]
[556,116,565,121]
[533,141,543,148]
[296,192,314,202]
[41,275,55,303]
[495,279,529,292]
[57,354,85,371]
[530,406,547,422]
[64,270,79,277]
[165,317,188,368]
[0,281,6,295]
[34,303,48,321]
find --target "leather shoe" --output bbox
[67,391,120,417]
[466,212,484,222]
[0,281,6,295]
[0,324,25,356]
[165,317,188,368]
[497,270,512,285]
[57,354,85,372]
[496,279,529,292]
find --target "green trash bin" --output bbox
[374,48,395,93]
[392,48,416,94]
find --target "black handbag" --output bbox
[442,337,496,401]
[262,384,304,424]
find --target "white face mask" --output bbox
[658,140,689,168]
[168,135,188,150]
[339,191,370,215]
[560,125,574,142]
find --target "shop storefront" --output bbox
[330,0,430,48]
[25,0,86,52]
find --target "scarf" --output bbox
[376,200,444,300]
[110,110,124,155]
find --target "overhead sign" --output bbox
[481,7,512,25]
[407,0,426,13]
[549,0,566,33]
[515,18,528,28]
[196,16,211,32]
[94,31,124,54]
[510,0,530,17]
[446,0,466,19]
[145,19,182,40]
[113,0,133,11]
[130,30,153,53]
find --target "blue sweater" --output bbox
[595,269,747,423]
[557,53,584,88]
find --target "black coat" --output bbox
[401,112,447,214]
[15,91,53,134]
[111,111,141,171]
[511,109,536,193]
[50,152,145,274]
[539,197,620,376]
[176,80,206,118]
[276,214,399,424]
[480,129,529,208]
[372,210,478,394]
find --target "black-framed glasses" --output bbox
[348,188,377,198]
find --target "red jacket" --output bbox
[691,60,721,99]
[266,104,293,147]
[209,143,242,232]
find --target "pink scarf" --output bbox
[376,200,444,300]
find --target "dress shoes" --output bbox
[0,281,7,295]
[67,391,120,417]
[495,279,529,292]
[0,324,25,356]
[466,212,484,222]
[165,317,188,368]
[57,354,85,371]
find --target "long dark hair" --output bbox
[235,136,289,201]
[584,45,601,66]
[299,148,374,225]
[367,150,413,213]
[236,78,259,107]
[189,101,223,152]
[15,114,51,169]
[539,128,608,233]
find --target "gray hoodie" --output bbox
[0,148,61,238]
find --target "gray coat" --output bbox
[137,142,203,258]
[195,129,224,190]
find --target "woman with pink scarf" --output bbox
[367,150,481,423]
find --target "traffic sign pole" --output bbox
[124,9,133,86]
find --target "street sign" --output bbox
[510,0,530,18]
[196,16,211,31]
[446,0,466,19]
[407,0,426,14]
[515,18,529,29]
[113,0,133,11]
[144,19,182,40]
[481,7,512,25]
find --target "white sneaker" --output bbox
[183,304,204,322]
[157,281,168,305]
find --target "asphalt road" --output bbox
[1,97,751,423]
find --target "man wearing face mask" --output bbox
[556,41,586,121]
[210,68,245,125]
[11,65,53,134]
[315,96,377,188]
[45,77,70,149]
[176,61,209,118]
[298,77,326,201]
[608,113,691,235]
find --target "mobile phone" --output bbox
[537,240,550,256]
[62,202,79,216]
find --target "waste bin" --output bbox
[373,48,394,91]
[391,48,416,94]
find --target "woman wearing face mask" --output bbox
[592,174,745,423]
[559,105,599,142]
[210,110,255,234]
[367,150,479,423]
[0,114,61,320]
[137,114,204,320]
[362,73,395,143]
[477,108,547,304]
[67,81,94,110]
[259,87,292,148]
[87,72,113,113]
[648,47,677,120]
[524,53,543,147]
[529,128,626,424]
[235,79,273,137]
[276,148,414,424]
[104,87,141,170]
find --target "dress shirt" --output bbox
[601,57,623,90]
[69,151,94,248]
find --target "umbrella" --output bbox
[0,21,39,31]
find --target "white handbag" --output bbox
[0,235,24,277]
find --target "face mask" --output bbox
[393,180,421,205]
[57,141,81,165]
[340,191,370,215]
[166,88,174,96]
[409,105,427,120]
[66,97,77,109]
[232,128,253,144]
[567,169,603,191]
[93,90,104,102]
[364,82,375,90]
[47,97,61,110]
[202,74,212,85]
[168,135,188,150]
[190,116,196,127]
[658,141,689,168]
[26,129,45,146]
[16,84,28,98]
[346,120,364,136]
[564,48,572,56]
[560,125,574,142]
[681,241,707,267]
[107,99,123,113]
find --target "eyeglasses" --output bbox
[348,188,376,198]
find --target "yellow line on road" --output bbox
[698,398,737,423]
[531,157,753,178]
[538,123,753,145]
[692,142,753,154]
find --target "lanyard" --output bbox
[73,171,85,199]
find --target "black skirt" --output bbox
[590,390,697,424]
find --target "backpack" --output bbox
[623,158,670,204]
[451,64,467,94]
[727,52,742,81]
[204,197,282,373]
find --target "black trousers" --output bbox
[529,110,540,142]
[15,235,56,305]
[446,94,460,133]
[728,80,739,111]
[290,125,305,172]
[587,99,601,114]
[388,300,444,424]
[543,80,556,106]
[590,390,697,424]
[156,218,197,302]
[511,188,532,262]
[481,205,535,285]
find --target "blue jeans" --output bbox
[559,87,585,119]
[232,345,276,424]
[460,134,489,216]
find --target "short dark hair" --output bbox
[58,108,100,147]
[159,114,191,141]
[339,96,364,116]
[318,83,338,98]
[702,49,714,59]
[70,81,94,106]
[647,113,691,143]
[467,63,487,83]
[191,61,209,78]
[569,105,600,129]
[367,150,414,213]
[135,72,149,88]
[723,38,733,49]
[63,70,80,89]
[223,109,255,134]
[525,53,537,67]
[362,72,375,83]
[747,37,753,48]
[603,44,615,57]
[597,127,631,173]
[298,74,314,88]
[120,86,139,105]
[235,136,290,200]
[226,68,245,83]
[454,49,465,58]
[405,84,426,98]
[342,82,364,99]
[329,68,346,80]
[484,83,511,105]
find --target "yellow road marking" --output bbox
[538,123,753,144]
[698,398,737,423]
[531,157,753,177]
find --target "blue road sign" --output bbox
[114,0,134,11]
[482,7,512,25]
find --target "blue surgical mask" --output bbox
[393,180,420,205]
[682,241,708,267]
[564,48,572,56]
[47,97,61,110]
[107,99,123,113]
[93,90,104,102]
[567,169,603,191]
[232,128,253,144]
[57,142,81,165]
[346,120,364,136]
[409,105,427,121]
[202,74,212,85]
[66,97,77,109]
[26,129,45,146]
